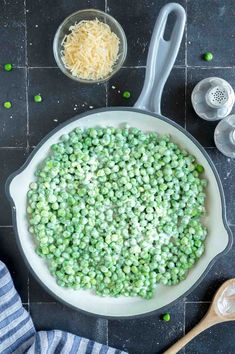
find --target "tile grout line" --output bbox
[24,0,30,151]
[105,82,108,107]
[29,66,58,69]
[0,147,27,149]
[24,0,30,308]
[28,301,57,304]
[25,68,30,151]
[105,0,108,12]
[27,276,30,312]
[187,65,235,69]
[106,320,109,346]
[24,0,28,69]
[122,65,146,69]
[185,301,211,304]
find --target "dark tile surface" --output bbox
[107,0,186,67]
[30,302,108,344]
[29,274,55,303]
[186,68,235,147]
[108,67,185,126]
[0,69,27,147]
[0,0,25,66]
[1,1,235,354]
[108,68,145,107]
[28,68,106,145]
[0,227,28,302]
[185,303,235,354]
[0,148,28,226]
[26,0,105,67]
[187,0,235,67]
[108,302,184,354]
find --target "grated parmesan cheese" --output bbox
[61,19,120,80]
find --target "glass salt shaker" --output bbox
[191,77,235,121]
[214,114,235,158]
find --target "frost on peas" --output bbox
[27,126,207,299]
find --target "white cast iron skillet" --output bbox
[6,3,232,318]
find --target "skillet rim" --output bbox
[5,106,233,319]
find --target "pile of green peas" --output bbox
[27,126,207,299]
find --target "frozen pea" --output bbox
[27,126,207,299]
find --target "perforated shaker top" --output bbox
[191,77,235,121]
[206,85,229,108]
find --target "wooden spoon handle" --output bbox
[163,316,216,354]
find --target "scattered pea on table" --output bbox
[3,101,12,109]
[34,94,42,103]
[203,52,213,62]
[122,90,131,99]
[4,63,13,71]
[162,313,171,322]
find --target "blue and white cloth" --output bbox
[0,261,127,354]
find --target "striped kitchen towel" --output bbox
[0,261,127,354]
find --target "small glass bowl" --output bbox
[53,9,127,83]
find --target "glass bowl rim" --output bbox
[53,8,128,84]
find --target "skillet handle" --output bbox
[134,3,186,115]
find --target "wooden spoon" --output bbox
[164,279,235,354]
